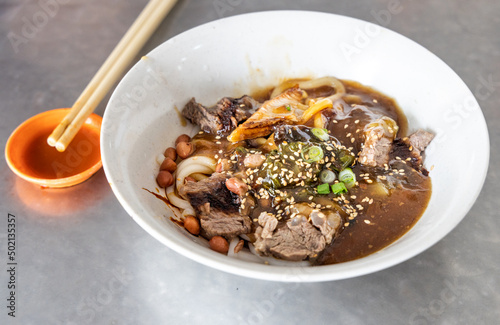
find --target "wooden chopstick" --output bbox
[48,0,178,152]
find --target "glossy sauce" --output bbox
[22,126,100,179]
[171,79,432,264]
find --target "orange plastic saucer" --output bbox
[5,108,102,188]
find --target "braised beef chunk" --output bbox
[182,173,252,237]
[233,96,261,122]
[359,129,433,173]
[182,95,260,135]
[359,136,393,167]
[408,130,434,155]
[255,216,326,261]
[390,130,434,175]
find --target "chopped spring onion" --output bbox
[319,169,336,184]
[317,183,330,195]
[234,146,247,154]
[331,182,347,194]
[339,168,356,188]
[301,145,324,162]
[339,152,355,169]
[285,105,292,111]
[311,128,329,141]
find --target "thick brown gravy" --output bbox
[172,79,432,265]
[312,81,431,264]
[315,164,431,264]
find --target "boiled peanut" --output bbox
[183,216,200,235]
[226,177,248,196]
[176,141,193,159]
[164,147,177,161]
[175,134,191,146]
[156,170,173,188]
[209,236,229,254]
[160,158,177,173]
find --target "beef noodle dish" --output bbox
[154,76,434,265]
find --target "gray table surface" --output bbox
[1,0,499,324]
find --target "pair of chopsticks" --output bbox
[48,0,178,152]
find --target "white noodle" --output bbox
[270,76,346,102]
[166,155,217,212]
[190,173,209,181]
[176,156,216,170]
[176,164,214,192]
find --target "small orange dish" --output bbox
[5,108,102,188]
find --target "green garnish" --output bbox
[339,168,356,188]
[331,182,348,194]
[311,128,329,141]
[319,169,336,184]
[233,146,247,154]
[285,105,291,111]
[339,152,355,170]
[258,141,322,191]
[301,145,324,162]
[317,183,330,195]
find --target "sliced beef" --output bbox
[391,130,434,175]
[360,129,434,174]
[182,95,260,135]
[255,216,326,261]
[358,116,399,167]
[408,129,434,155]
[182,173,252,238]
[358,136,392,167]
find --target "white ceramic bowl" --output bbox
[101,11,489,282]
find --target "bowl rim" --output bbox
[101,10,490,282]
